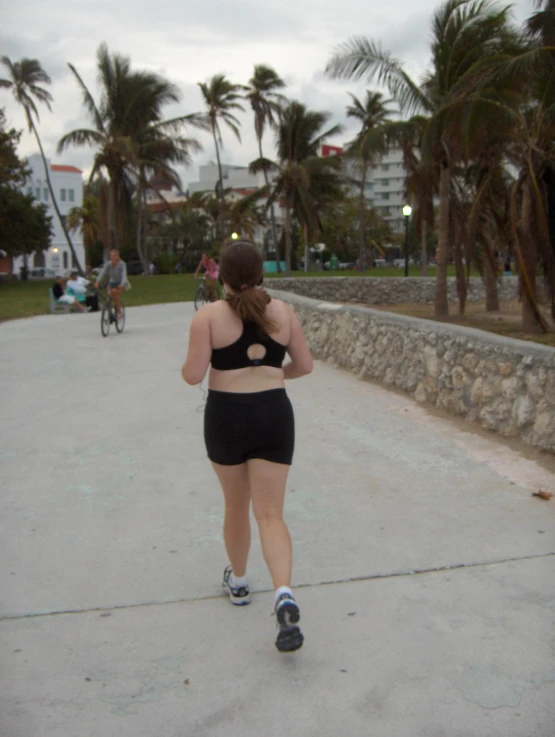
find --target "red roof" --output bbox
[51,164,82,174]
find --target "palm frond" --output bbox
[57,128,104,153]
[327,37,431,116]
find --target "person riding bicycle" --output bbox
[94,248,127,320]
[194,253,219,302]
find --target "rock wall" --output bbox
[268,289,555,454]
[269,276,521,304]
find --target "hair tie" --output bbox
[240,284,248,291]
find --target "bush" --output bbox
[153,254,178,274]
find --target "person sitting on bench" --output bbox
[52,276,89,312]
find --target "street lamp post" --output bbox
[402,205,412,277]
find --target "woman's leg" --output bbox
[247,459,291,589]
[211,462,251,577]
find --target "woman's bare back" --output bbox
[207,298,292,393]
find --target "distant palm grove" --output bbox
[1,0,554,334]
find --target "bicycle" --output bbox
[97,287,125,337]
[194,274,221,311]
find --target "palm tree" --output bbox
[253,101,344,275]
[465,3,555,331]
[66,194,101,266]
[244,65,286,269]
[198,75,244,238]
[228,190,268,241]
[132,117,204,273]
[345,91,391,267]
[58,44,203,266]
[0,57,85,274]
[327,0,515,317]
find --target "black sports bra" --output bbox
[211,321,287,370]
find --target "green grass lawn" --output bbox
[0,275,198,321]
[0,267,474,321]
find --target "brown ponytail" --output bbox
[219,238,278,335]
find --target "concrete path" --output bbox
[1,303,554,737]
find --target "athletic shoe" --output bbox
[275,592,304,652]
[222,565,251,605]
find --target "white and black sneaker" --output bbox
[275,592,304,652]
[222,565,251,605]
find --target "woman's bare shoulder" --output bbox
[267,297,293,328]
[268,296,291,312]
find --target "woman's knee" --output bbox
[253,507,284,525]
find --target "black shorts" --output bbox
[204,389,295,466]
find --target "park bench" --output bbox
[48,288,70,315]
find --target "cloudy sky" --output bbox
[2,0,533,188]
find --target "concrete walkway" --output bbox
[1,303,554,737]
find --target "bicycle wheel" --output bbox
[101,302,111,336]
[115,301,125,333]
[194,284,208,311]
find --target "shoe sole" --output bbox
[275,600,303,652]
[222,583,251,606]
[276,626,304,652]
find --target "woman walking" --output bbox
[182,238,313,652]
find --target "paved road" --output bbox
[1,303,554,737]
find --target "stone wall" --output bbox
[268,289,555,454]
[269,276,521,304]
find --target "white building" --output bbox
[323,144,408,233]
[13,153,85,275]
[188,162,268,195]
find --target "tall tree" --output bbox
[345,90,391,268]
[58,44,203,268]
[0,57,84,274]
[253,101,343,275]
[244,65,286,269]
[198,75,244,239]
[327,0,516,317]
[468,1,555,331]
[383,116,435,276]
[66,194,101,268]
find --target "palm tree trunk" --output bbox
[303,223,309,273]
[30,118,85,276]
[483,234,499,312]
[454,226,466,315]
[520,181,543,333]
[259,137,281,273]
[135,181,150,276]
[107,179,116,258]
[284,201,292,277]
[212,124,225,241]
[434,163,450,317]
[421,220,428,276]
[359,165,367,269]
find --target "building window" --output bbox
[381,164,389,171]
[27,186,33,196]
[365,182,373,191]
[63,251,68,269]
[35,187,41,200]
[381,192,390,200]
[44,188,49,201]
[68,189,75,203]
[382,178,389,186]
[72,252,77,268]
[61,189,67,202]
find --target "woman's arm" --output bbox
[182,308,212,385]
[283,307,313,380]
